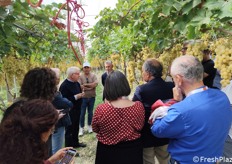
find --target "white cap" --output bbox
[83,62,90,67]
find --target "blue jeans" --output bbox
[80,97,95,128]
[52,126,65,154]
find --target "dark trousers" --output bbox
[65,107,81,147]
[95,139,143,164]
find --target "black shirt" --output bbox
[202,59,216,88]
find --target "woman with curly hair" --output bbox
[2,67,58,156]
[3,67,57,121]
[0,99,72,164]
[20,67,57,101]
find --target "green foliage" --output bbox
[0,0,78,63]
[0,0,81,86]
[87,0,232,62]
[94,82,103,109]
[0,0,84,102]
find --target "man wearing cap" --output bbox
[79,61,98,136]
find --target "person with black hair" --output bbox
[20,67,57,101]
[5,67,58,157]
[0,99,73,164]
[132,58,174,164]
[202,49,217,88]
[92,70,145,164]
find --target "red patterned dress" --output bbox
[92,101,145,164]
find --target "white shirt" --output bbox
[221,80,232,138]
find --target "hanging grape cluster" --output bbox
[158,44,182,78]
[211,38,232,87]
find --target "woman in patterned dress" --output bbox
[92,70,145,164]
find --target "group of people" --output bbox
[92,55,232,164]
[0,51,231,164]
[0,68,74,163]
[0,62,98,163]
[52,63,99,149]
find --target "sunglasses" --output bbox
[181,47,187,51]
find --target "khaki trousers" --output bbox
[143,145,170,164]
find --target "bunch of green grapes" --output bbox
[28,54,41,68]
[127,61,136,88]
[136,60,143,72]
[120,54,125,72]
[158,44,182,78]
[90,56,102,68]
[186,34,210,61]
[134,59,143,85]
[211,38,232,87]
[2,55,29,87]
[135,47,159,83]
[158,51,170,78]
[140,47,159,61]
[186,40,209,61]
[110,54,120,68]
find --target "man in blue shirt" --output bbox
[151,55,232,164]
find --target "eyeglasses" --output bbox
[86,78,89,83]
[181,47,187,51]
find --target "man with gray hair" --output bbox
[101,60,114,101]
[59,66,86,148]
[151,55,232,164]
[132,58,174,164]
